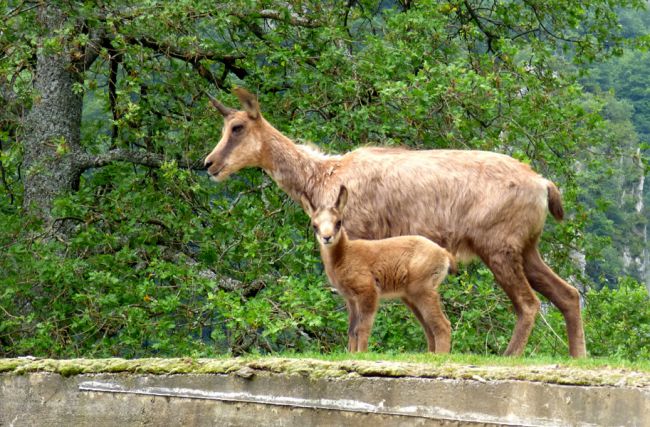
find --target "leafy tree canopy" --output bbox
[0,0,648,358]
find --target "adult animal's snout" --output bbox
[204,160,213,169]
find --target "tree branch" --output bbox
[522,0,582,44]
[0,139,15,205]
[127,36,248,82]
[77,148,205,173]
[78,150,152,170]
[174,251,269,298]
[0,65,24,104]
[74,23,113,71]
[5,1,39,19]
[135,36,244,65]
[462,0,497,54]
[230,8,322,28]
[108,49,121,144]
[116,6,321,88]
[192,61,228,90]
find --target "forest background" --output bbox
[1,0,649,360]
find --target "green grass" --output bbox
[280,351,650,372]
[2,352,649,387]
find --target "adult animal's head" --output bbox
[204,88,270,181]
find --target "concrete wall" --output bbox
[2,367,649,426]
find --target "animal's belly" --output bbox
[455,248,478,264]
[378,290,405,300]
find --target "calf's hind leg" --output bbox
[401,297,437,352]
[405,285,451,353]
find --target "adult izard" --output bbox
[204,88,586,358]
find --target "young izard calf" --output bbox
[302,185,456,353]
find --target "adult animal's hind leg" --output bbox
[484,250,540,357]
[523,247,586,358]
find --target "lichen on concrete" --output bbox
[2,356,650,388]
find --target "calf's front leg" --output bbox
[346,299,359,352]
[354,293,379,352]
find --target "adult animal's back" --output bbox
[323,147,552,261]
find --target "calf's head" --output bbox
[301,186,348,246]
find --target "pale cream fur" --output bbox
[204,88,587,358]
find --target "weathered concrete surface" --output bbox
[1,358,649,426]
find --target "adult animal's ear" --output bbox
[205,91,235,117]
[233,87,260,120]
[300,193,315,218]
[336,185,348,213]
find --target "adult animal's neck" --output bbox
[259,126,330,202]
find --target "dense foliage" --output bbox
[1,0,648,359]
[578,8,650,287]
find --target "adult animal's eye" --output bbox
[232,124,244,133]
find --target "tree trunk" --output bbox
[22,4,85,223]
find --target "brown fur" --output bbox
[204,88,587,358]
[547,181,564,220]
[302,186,454,353]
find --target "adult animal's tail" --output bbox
[547,181,564,221]
[447,252,458,275]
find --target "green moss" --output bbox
[1,355,649,388]
[0,358,28,373]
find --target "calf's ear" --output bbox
[300,193,315,218]
[336,185,348,212]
